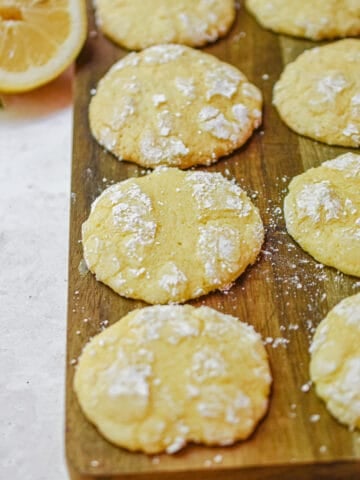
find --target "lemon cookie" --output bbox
[284,153,360,277]
[74,304,272,453]
[94,0,235,50]
[89,45,262,168]
[82,168,264,304]
[273,40,360,147]
[310,293,360,430]
[245,0,360,40]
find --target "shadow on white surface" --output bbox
[0,68,73,480]
[0,66,73,120]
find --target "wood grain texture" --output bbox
[66,2,360,479]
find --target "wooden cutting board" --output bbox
[66,2,360,479]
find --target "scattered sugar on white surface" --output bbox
[0,105,71,479]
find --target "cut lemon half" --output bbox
[0,0,87,93]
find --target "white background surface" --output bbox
[0,70,72,480]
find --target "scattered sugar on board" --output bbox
[301,381,312,393]
[232,31,246,42]
[309,414,321,423]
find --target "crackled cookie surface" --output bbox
[74,305,272,453]
[273,40,360,147]
[284,153,360,277]
[310,293,360,430]
[246,0,360,40]
[82,168,264,304]
[89,45,262,168]
[94,0,235,50]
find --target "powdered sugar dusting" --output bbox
[322,356,360,429]
[309,324,329,355]
[109,96,136,129]
[166,436,186,454]
[143,45,186,64]
[106,363,152,399]
[232,103,250,126]
[333,296,360,326]
[158,262,188,299]
[186,170,249,213]
[241,82,262,101]
[189,347,227,382]
[152,94,167,107]
[198,224,241,282]
[111,53,140,72]
[178,11,219,44]
[99,126,117,150]
[128,306,200,345]
[296,181,342,223]
[343,123,360,144]
[323,153,360,178]
[195,386,252,426]
[351,93,360,105]
[175,77,196,99]
[316,74,349,103]
[140,130,189,164]
[198,107,245,142]
[157,110,173,137]
[111,183,156,256]
[205,65,243,100]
